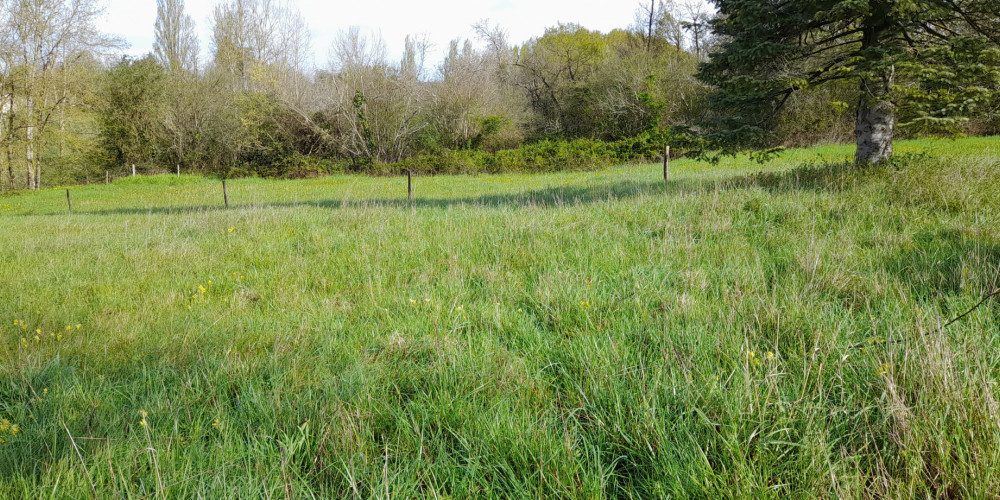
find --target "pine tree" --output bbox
[699,0,1000,164]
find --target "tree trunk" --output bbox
[0,108,5,190]
[855,67,896,165]
[5,92,13,189]
[647,0,656,52]
[26,125,36,190]
[854,94,895,164]
[6,145,14,190]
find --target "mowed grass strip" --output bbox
[0,136,998,498]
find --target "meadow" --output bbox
[0,136,999,498]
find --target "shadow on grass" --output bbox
[883,227,1000,297]
[59,178,716,216]
[19,160,896,217]
[722,160,878,193]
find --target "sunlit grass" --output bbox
[0,136,998,498]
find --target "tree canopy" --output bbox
[700,0,1000,163]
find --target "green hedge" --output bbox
[169,133,699,180]
[372,134,686,176]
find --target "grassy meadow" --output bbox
[1,136,999,498]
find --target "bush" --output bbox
[380,134,691,176]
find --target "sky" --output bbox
[98,0,643,71]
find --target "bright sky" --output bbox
[98,0,642,70]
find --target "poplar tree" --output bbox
[154,0,199,74]
[699,0,1000,164]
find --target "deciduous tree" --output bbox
[0,0,116,189]
[154,0,199,74]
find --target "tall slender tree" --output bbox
[154,0,199,74]
[153,0,201,168]
[211,0,310,100]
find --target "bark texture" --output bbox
[854,91,895,165]
[855,66,896,165]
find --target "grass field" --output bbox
[1,137,999,498]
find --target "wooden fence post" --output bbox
[223,180,229,208]
[132,164,136,177]
[66,189,72,214]
[105,171,109,185]
[407,170,413,202]
[663,145,670,182]
[177,165,180,176]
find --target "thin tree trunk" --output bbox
[647,0,656,52]
[855,67,896,165]
[8,146,16,190]
[60,48,67,156]
[59,100,66,156]
[26,126,36,190]
[6,92,13,190]
[0,107,5,191]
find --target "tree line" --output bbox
[1,0,998,191]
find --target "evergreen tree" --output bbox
[699,0,1000,164]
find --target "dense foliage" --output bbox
[1,0,998,189]
[700,0,1000,163]
[0,0,720,189]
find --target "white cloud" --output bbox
[98,0,638,70]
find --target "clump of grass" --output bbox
[0,136,997,497]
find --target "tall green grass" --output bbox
[0,136,998,498]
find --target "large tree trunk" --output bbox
[854,19,896,166]
[854,90,895,165]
